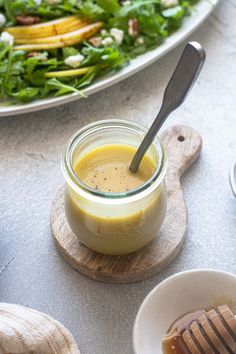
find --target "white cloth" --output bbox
[0,303,80,354]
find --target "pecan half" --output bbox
[88,36,102,47]
[26,52,40,58]
[26,52,47,61]
[128,18,139,37]
[16,15,41,26]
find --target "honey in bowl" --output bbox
[63,120,167,256]
[162,310,205,354]
[162,305,236,353]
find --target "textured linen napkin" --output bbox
[0,303,80,354]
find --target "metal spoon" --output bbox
[129,41,206,173]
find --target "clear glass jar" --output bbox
[62,119,167,255]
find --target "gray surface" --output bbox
[0,1,236,353]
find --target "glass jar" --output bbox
[62,119,167,256]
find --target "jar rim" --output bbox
[62,119,167,204]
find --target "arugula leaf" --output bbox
[62,47,79,59]
[78,0,109,21]
[82,43,128,68]
[96,0,120,14]
[76,69,96,89]
[12,87,40,102]
[44,77,85,97]
[114,0,158,18]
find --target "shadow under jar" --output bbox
[62,120,168,256]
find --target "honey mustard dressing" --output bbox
[75,144,155,193]
[64,143,167,255]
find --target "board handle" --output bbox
[161,125,202,178]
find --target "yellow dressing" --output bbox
[65,143,167,255]
[75,144,156,193]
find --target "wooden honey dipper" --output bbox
[182,305,236,354]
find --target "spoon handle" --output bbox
[129,42,206,173]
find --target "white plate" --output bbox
[133,269,236,354]
[229,160,236,197]
[0,0,218,117]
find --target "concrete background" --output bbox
[0,1,236,353]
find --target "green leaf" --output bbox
[114,0,158,18]
[76,69,96,89]
[62,47,79,59]
[45,77,85,97]
[82,44,128,69]
[12,87,40,102]
[78,0,109,21]
[96,0,120,14]
[0,42,11,61]
[25,69,46,86]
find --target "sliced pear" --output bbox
[16,19,90,40]
[14,22,103,51]
[6,16,78,35]
[15,21,102,44]
[14,19,90,43]
[45,67,94,78]
[15,19,91,44]
[6,16,89,39]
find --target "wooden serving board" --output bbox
[51,125,202,283]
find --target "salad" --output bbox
[0,0,197,103]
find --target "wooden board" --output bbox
[51,125,202,283]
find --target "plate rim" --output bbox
[0,0,219,117]
[229,160,236,197]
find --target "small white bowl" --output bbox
[230,160,236,197]
[133,269,236,354]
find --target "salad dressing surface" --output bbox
[75,144,155,193]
